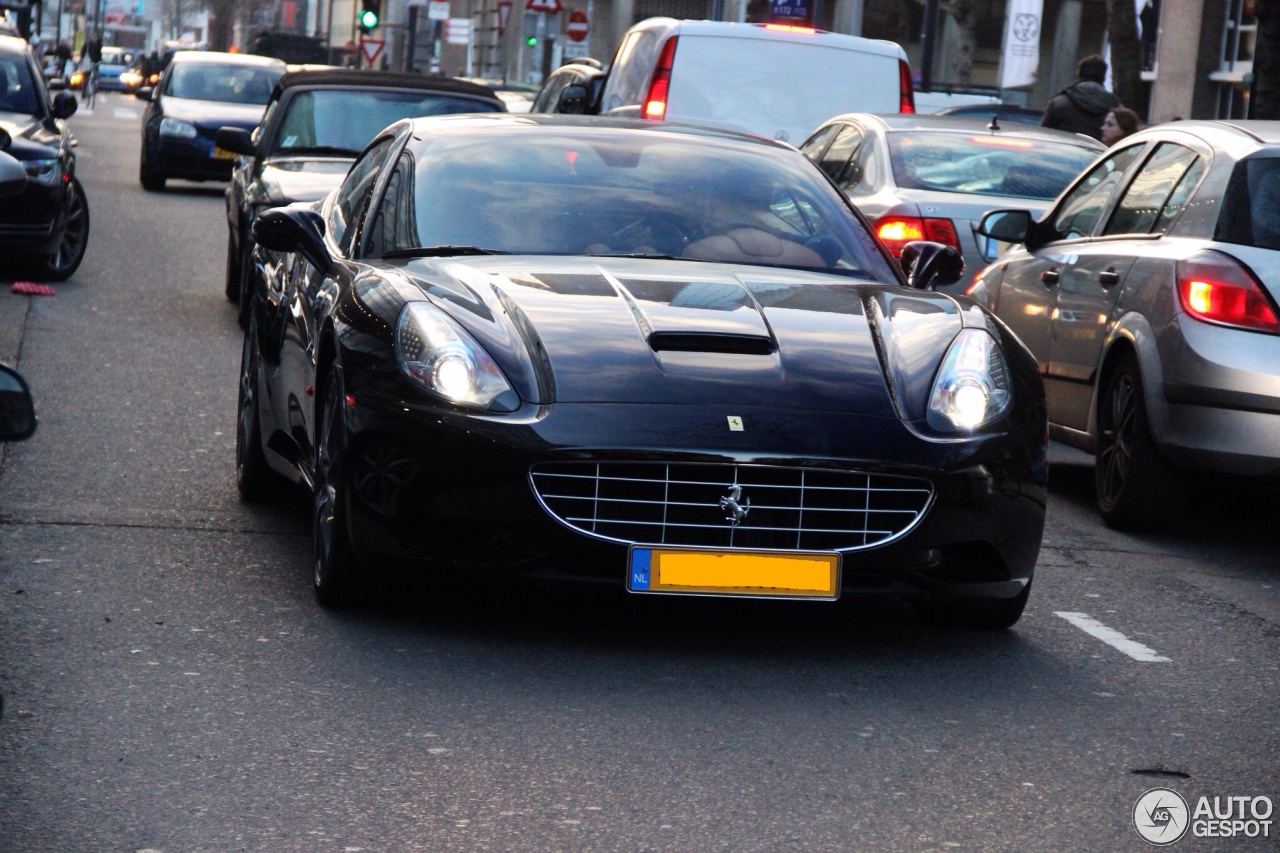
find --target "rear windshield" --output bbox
[1215,158,1280,250]
[887,132,1098,200]
[665,36,899,144]
[166,62,283,104]
[274,89,502,155]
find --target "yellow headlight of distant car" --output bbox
[120,70,143,87]
[70,71,85,87]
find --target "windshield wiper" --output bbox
[273,146,362,157]
[585,251,682,261]
[382,246,509,259]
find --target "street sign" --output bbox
[566,8,588,41]
[427,0,450,21]
[360,38,385,64]
[445,18,472,44]
[525,0,561,12]
[562,41,589,59]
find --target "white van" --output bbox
[596,18,914,145]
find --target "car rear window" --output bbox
[274,89,501,155]
[886,132,1098,200]
[1215,157,1280,251]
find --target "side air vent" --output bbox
[647,332,775,355]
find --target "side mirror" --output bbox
[0,150,26,197]
[253,207,331,272]
[976,209,1032,243]
[901,241,964,290]
[47,77,67,91]
[135,86,154,101]
[556,83,589,115]
[0,364,37,442]
[50,90,78,120]
[215,127,256,157]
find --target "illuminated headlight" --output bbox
[927,329,1012,432]
[159,117,197,138]
[23,158,60,186]
[395,302,518,411]
[120,71,142,86]
[70,71,84,87]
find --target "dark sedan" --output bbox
[218,69,505,325]
[243,115,1047,628]
[0,34,87,281]
[137,50,285,191]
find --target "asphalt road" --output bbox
[0,94,1276,852]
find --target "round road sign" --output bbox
[566,9,589,42]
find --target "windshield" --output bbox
[888,132,1099,200]
[0,54,39,115]
[394,128,898,280]
[274,89,502,155]
[165,62,282,104]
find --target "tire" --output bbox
[139,148,165,192]
[235,316,282,502]
[32,177,90,282]
[225,228,241,301]
[312,368,361,608]
[236,239,256,329]
[916,582,1031,630]
[1094,353,1186,530]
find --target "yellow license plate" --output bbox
[627,546,839,599]
[212,147,237,160]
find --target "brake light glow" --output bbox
[968,136,1034,148]
[643,37,679,120]
[762,24,817,34]
[875,215,959,257]
[1177,254,1279,333]
[898,59,915,114]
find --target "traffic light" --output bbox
[525,36,538,47]
[358,0,380,32]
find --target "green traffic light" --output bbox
[359,9,378,28]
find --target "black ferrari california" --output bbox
[244,115,1047,628]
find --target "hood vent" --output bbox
[647,332,775,355]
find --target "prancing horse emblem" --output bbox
[719,484,750,526]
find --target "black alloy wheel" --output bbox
[225,229,241,301]
[915,582,1031,630]
[235,316,280,501]
[312,368,360,607]
[139,146,165,192]
[1095,353,1185,530]
[35,177,89,282]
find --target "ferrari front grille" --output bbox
[529,461,933,551]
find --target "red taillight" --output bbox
[875,215,958,257]
[643,36,679,120]
[1177,253,1280,333]
[898,59,915,114]
[762,24,817,34]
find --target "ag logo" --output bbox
[1134,788,1190,845]
[1013,13,1040,42]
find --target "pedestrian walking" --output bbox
[1101,106,1142,146]
[1041,54,1120,141]
[54,40,72,79]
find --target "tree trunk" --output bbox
[942,0,977,85]
[1107,0,1143,110]
[1255,0,1280,119]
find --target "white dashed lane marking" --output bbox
[1055,611,1171,662]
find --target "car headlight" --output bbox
[159,117,197,139]
[23,158,60,186]
[395,301,518,411]
[927,329,1012,432]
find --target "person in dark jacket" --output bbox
[1041,54,1120,141]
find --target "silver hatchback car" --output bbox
[971,120,1280,529]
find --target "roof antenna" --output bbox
[988,115,1001,132]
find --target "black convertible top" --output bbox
[269,69,505,108]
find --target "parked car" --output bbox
[970,120,1280,529]
[530,58,605,115]
[0,34,87,281]
[136,50,285,191]
[933,102,1044,125]
[534,18,913,145]
[800,114,1104,292]
[218,69,504,326]
[242,114,1046,627]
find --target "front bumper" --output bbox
[0,180,67,255]
[146,133,237,182]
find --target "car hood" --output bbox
[387,256,964,418]
[159,97,267,132]
[0,111,60,157]
[260,158,351,205]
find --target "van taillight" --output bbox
[643,37,679,120]
[898,59,915,114]
[875,216,958,257]
[1176,252,1280,333]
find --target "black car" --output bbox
[137,50,285,191]
[218,69,504,325]
[0,34,87,281]
[244,115,1047,628]
[529,58,605,115]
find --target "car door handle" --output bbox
[1041,268,1060,285]
[1098,268,1120,286]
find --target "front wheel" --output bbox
[139,148,165,192]
[34,177,89,281]
[236,316,283,501]
[225,229,241,301]
[312,369,361,607]
[1095,353,1186,530]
